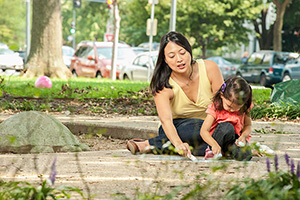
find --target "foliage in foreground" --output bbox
[0,157,87,200]
[114,154,300,200]
[225,154,300,200]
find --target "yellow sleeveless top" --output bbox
[169,59,213,120]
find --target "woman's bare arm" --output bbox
[154,88,191,157]
[204,59,224,94]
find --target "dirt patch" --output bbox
[77,134,127,151]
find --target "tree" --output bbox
[61,1,109,46]
[0,0,25,50]
[272,0,292,51]
[24,0,71,79]
[282,0,300,52]
[253,3,274,50]
[119,0,167,46]
[176,0,263,57]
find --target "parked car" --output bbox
[281,53,300,81]
[131,47,149,55]
[62,45,75,67]
[119,51,158,81]
[69,41,136,78]
[206,56,239,80]
[236,51,294,87]
[138,42,160,51]
[0,43,8,49]
[15,50,25,63]
[0,48,24,72]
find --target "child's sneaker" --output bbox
[204,147,214,159]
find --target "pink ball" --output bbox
[35,76,52,88]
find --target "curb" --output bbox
[0,114,299,140]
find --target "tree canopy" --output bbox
[1,0,300,62]
[0,0,25,50]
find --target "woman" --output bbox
[127,31,223,157]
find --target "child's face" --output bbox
[221,95,244,112]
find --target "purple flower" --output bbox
[297,161,300,179]
[285,153,290,166]
[291,159,295,174]
[266,157,270,173]
[274,154,278,172]
[49,157,57,185]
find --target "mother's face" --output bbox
[164,41,192,74]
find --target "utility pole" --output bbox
[169,0,177,31]
[110,0,120,81]
[25,0,30,63]
[148,0,155,54]
[147,0,156,82]
[72,10,76,49]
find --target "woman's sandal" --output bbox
[126,138,145,154]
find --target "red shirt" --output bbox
[206,103,252,142]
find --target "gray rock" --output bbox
[0,111,89,153]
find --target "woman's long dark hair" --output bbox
[213,76,252,115]
[150,31,196,96]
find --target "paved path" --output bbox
[0,113,300,199]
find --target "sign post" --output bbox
[147,0,158,82]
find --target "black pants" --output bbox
[212,122,252,161]
[148,118,208,156]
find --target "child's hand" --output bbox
[236,136,247,147]
[211,144,221,155]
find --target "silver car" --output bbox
[0,48,24,72]
[120,51,158,81]
[206,56,239,80]
[62,45,75,67]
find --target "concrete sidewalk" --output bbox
[0,113,300,199]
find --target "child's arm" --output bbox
[200,114,221,155]
[236,115,252,146]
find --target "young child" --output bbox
[200,76,253,161]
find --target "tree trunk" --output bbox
[272,0,292,51]
[200,39,206,58]
[253,10,273,50]
[24,0,72,79]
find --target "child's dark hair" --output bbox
[213,76,252,115]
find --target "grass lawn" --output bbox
[0,76,299,120]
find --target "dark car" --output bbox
[69,41,136,78]
[206,56,239,80]
[281,53,300,81]
[236,51,294,87]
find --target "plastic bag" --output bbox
[270,79,300,104]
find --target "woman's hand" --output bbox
[211,144,221,155]
[175,143,191,157]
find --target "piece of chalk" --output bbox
[213,153,222,159]
[188,154,197,161]
[238,141,245,147]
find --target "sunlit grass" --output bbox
[0,76,149,99]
